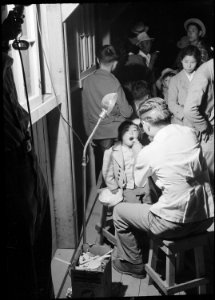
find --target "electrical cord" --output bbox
[14,35,35,148]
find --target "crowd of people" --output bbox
[82,17,214,279]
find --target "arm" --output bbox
[132,139,143,161]
[167,77,184,121]
[116,85,133,118]
[102,148,119,191]
[184,68,211,133]
[134,148,153,187]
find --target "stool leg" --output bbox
[194,246,206,294]
[176,252,185,274]
[146,240,159,285]
[166,253,175,287]
[96,205,108,245]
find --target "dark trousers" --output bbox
[5,148,54,299]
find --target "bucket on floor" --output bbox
[70,243,112,298]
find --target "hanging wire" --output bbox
[35,6,85,149]
[14,34,35,148]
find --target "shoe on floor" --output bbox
[112,258,146,279]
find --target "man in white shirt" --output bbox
[112,97,214,278]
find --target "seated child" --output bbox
[102,120,158,204]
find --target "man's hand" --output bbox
[198,127,212,143]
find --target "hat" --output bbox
[177,35,190,49]
[156,68,177,90]
[184,18,206,37]
[131,22,149,35]
[136,32,154,45]
[98,188,123,207]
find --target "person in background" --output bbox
[82,45,133,180]
[113,36,153,99]
[176,18,212,65]
[129,80,151,118]
[135,31,159,97]
[112,98,214,279]
[130,21,149,36]
[168,45,201,125]
[184,58,214,192]
[156,68,177,101]
[128,80,152,146]
[2,5,53,299]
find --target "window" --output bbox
[78,33,96,73]
[7,5,52,114]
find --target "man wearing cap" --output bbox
[184,18,211,63]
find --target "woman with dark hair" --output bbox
[167,45,201,125]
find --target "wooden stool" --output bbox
[145,231,213,295]
[95,205,117,246]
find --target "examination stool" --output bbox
[95,205,117,246]
[145,231,213,295]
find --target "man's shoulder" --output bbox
[197,58,213,75]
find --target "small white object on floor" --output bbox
[66,287,72,298]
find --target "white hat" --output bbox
[184,18,206,37]
[156,68,177,90]
[136,32,154,45]
[98,188,123,207]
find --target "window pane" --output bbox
[21,49,32,96]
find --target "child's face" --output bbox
[181,55,197,74]
[187,24,201,43]
[122,125,139,147]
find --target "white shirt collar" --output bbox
[138,50,151,66]
[184,70,195,81]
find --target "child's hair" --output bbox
[118,120,138,142]
[177,45,201,70]
[97,45,119,64]
[131,80,151,100]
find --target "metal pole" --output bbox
[82,117,102,244]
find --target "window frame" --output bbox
[6,4,56,119]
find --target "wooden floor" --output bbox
[57,179,214,298]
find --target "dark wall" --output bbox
[110,0,214,71]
